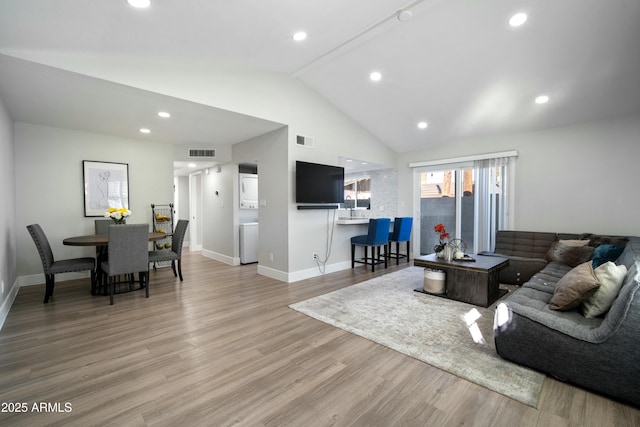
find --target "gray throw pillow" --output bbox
[550,261,600,311]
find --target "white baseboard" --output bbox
[202,249,239,266]
[194,256,352,283]
[257,261,352,283]
[285,261,352,283]
[0,278,20,331]
[256,265,289,282]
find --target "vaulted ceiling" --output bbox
[1,0,639,159]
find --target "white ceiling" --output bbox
[0,0,639,161]
[0,54,286,175]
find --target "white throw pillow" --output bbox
[582,261,628,318]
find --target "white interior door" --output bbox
[173,176,179,224]
[189,171,203,251]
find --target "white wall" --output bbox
[284,87,397,278]
[175,175,190,221]
[15,123,174,282]
[397,114,640,237]
[174,175,190,246]
[0,96,17,327]
[232,127,289,275]
[200,162,237,265]
[199,128,289,268]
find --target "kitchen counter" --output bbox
[336,218,370,225]
[336,217,395,225]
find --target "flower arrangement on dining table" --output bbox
[433,223,450,255]
[105,207,131,224]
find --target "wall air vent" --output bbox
[296,135,314,149]
[188,149,216,158]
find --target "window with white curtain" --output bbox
[474,156,513,252]
[411,151,516,255]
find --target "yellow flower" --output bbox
[104,208,132,221]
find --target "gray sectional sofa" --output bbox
[486,231,640,407]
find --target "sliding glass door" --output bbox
[417,167,475,255]
[415,155,513,256]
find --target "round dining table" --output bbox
[63,232,166,246]
[63,232,166,296]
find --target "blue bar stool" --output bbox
[387,217,413,265]
[351,218,391,272]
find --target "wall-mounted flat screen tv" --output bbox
[295,161,344,204]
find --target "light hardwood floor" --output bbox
[1,252,639,426]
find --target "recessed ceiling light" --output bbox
[509,12,528,27]
[188,163,196,168]
[417,121,428,129]
[140,128,151,134]
[157,111,171,118]
[369,71,382,82]
[535,95,549,104]
[293,32,307,41]
[127,0,151,8]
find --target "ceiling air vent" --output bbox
[296,135,314,149]
[188,149,216,158]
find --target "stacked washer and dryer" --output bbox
[239,173,259,264]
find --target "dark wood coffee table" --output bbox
[413,254,509,307]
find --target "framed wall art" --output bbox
[83,160,129,217]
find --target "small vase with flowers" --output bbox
[105,207,131,224]
[433,223,450,258]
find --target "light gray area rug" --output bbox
[290,267,544,407]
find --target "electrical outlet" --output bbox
[313,253,319,260]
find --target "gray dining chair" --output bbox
[101,224,150,305]
[149,219,189,281]
[94,219,112,291]
[26,224,96,303]
[94,219,112,234]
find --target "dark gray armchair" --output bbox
[26,224,96,303]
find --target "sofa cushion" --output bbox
[559,239,590,247]
[494,231,557,258]
[501,286,604,342]
[582,261,628,318]
[524,261,572,290]
[546,242,594,267]
[549,261,600,311]
[591,244,625,269]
